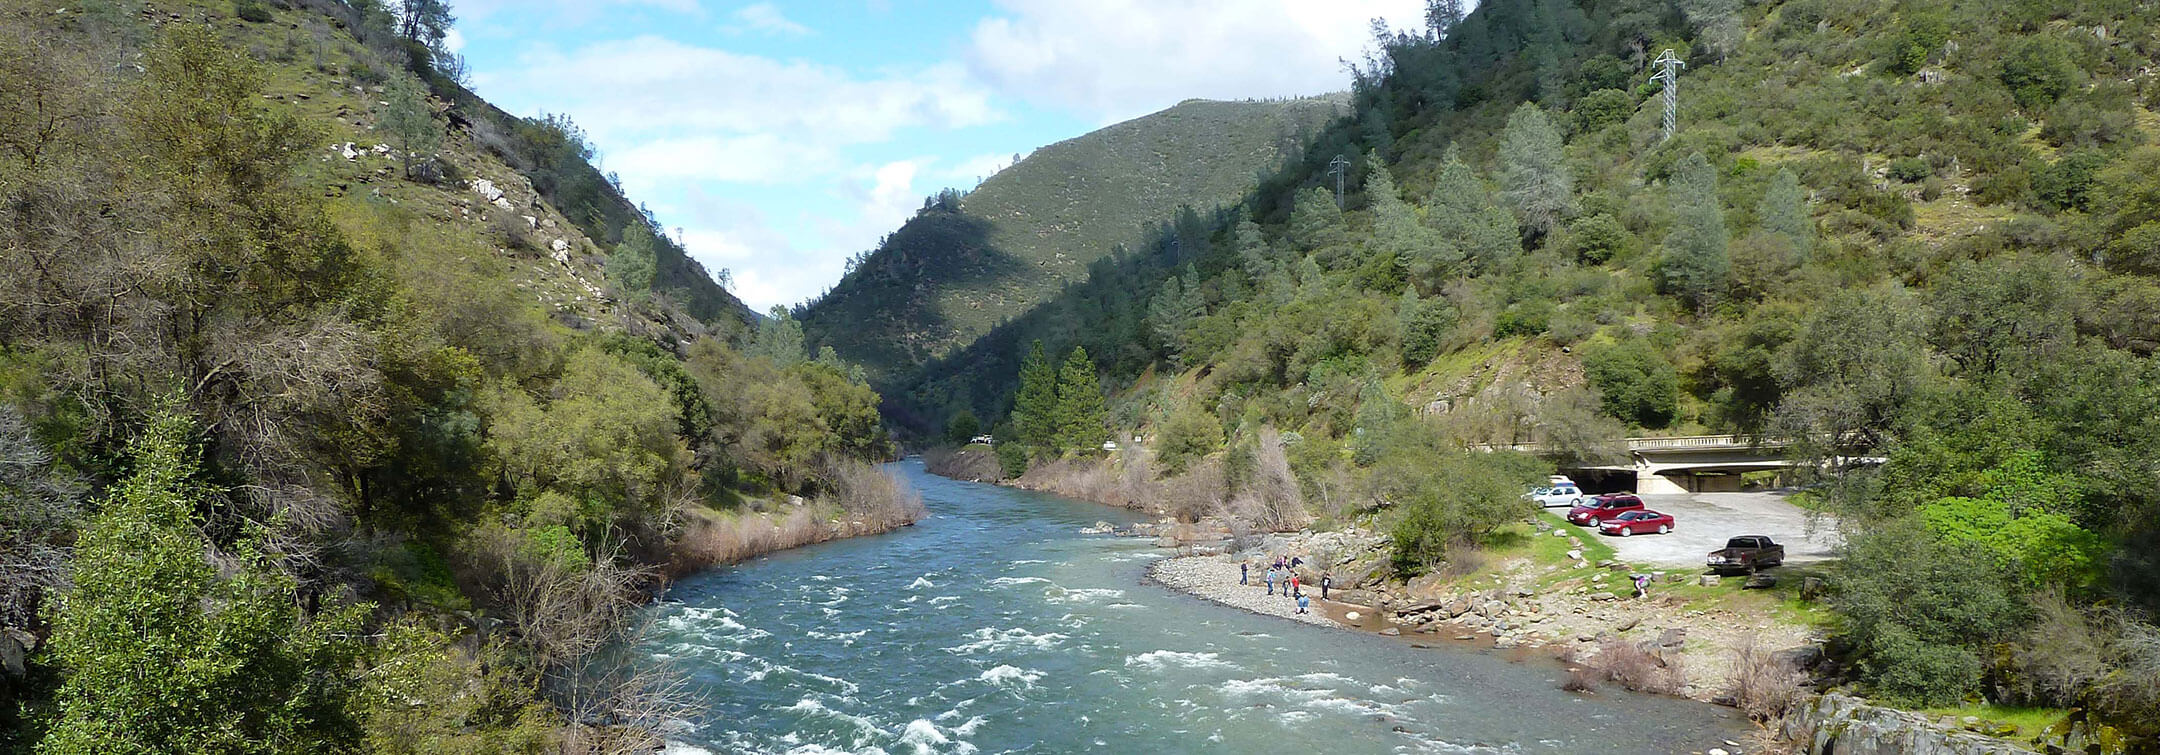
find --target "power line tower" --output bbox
[1649,49,1685,141]
[1327,154,1351,208]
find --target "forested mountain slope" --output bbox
[799,96,1342,384]
[924,0,2160,744]
[0,1,903,750]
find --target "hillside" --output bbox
[923,0,2160,746]
[0,1,900,750]
[800,96,1343,384]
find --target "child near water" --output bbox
[1296,593,1310,614]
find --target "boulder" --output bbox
[0,628,29,678]
[1344,611,1361,622]
[1699,574,1722,587]
[1443,596,1471,618]
[1657,627,1687,648]
[1779,693,2039,755]
[1393,599,1444,617]
[1379,627,1400,636]
[1745,573,1778,589]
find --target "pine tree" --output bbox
[1757,168,1813,263]
[1364,156,1435,280]
[751,305,806,366]
[610,222,659,296]
[396,0,455,70]
[1146,267,1205,361]
[1054,346,1107,454]
[1288,185,1351,266]
[1011,341,1059,450]
[1658,152,1731,311]
[1498,103,1576,239]
[1425,0,1464,38]
[380,75,438,179]
[1424,144,1519,284]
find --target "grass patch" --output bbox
[1921,704,2073,739]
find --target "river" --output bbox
[646,460,1748,753]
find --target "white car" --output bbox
[1524,483,1587,508]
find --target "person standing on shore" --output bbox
[1240,562,1249,585]
[1320,573,1332,601]
[1265,566,1277,595]
[1289,573,1300,599]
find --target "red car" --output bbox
[1566,494,1646,527]
[1599,509,1675,537]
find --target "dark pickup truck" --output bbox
[1707,535,1785,574]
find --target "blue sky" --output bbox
[450,0,1427,310]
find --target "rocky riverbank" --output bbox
[1134,522,1823,706]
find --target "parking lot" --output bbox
[1559,491,1842,568]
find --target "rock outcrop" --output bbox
[1780,694,2036,755]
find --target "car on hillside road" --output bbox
[1524,482,1587,508]
[1598,510,1675,537]
[1566,494,1646,528]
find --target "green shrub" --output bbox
[1384,450,1548,574]
[1833,522,2029,706]
[1882,12,1949,75]
[1494,300,1554,338]
[1155,398,1223,475]
[1573,89,1634,133]
[1582,341,1679,428]
[1397,295,1458,366]
[233,0,273,23]
[1570,212,1633,264]
[944,410,981,445]
[2034,151,2104,212]
[1999,37,2077,110]
[995,442,1031,479]
[1887,156,1932,183]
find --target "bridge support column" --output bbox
[1635,467,1691,495]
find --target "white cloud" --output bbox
[610,133,841,185]
[483,37,998,147]
[729,2,812,36]
[946,152,1017,185]
[968,0,1427,122]
[451,0,705,25]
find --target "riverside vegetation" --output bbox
[888,0,2160,748]
[0,1,918,752]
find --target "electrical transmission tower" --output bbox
[1327,154,1350,208]
[1649,49,1685,141]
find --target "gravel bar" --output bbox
[1147,554,1339,627]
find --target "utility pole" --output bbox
[1327,154,1350,208]
[1649,49,1685,142]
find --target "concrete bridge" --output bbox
[1481,435,1804,495]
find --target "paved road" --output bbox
[1557,491,1841,568]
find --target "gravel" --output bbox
[1148,554,1338,627]
[1589,491,1842,567]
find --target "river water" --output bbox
[647,460,1747,753]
